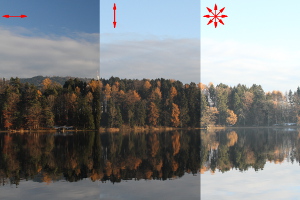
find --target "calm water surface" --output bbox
[0,130,200,200]
[201,128,300,200]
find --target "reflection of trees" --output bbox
[201,129,300,174]
[101,130,200,183]
[0,130,200,186]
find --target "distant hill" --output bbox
[19,76,92,87]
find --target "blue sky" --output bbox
[0,0,99,79]
[201,0,300,92]
[100,0,200,84]
[1,0,99,36]
[100,0,200,41]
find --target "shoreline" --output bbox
[100,126,200,133]
[0,126,200,133]
[202,125,300,130]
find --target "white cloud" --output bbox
[0,27,99,79]
[100,37,200,84]
[201,38,300,92]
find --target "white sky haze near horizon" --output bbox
[201,0,300,93]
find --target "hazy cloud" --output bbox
[0,27,99,79]
[201,38,300,92]
[100,37,200,84]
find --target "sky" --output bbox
[0,0,99,79]
[100,0,200,84]
[0,1,200,83]
[201,0,300,93]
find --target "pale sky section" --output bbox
[201,0,300,93]
[100,0,200,84]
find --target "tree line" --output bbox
[0,77,200,130]
[100,77,200,128]
[201,83,300,127]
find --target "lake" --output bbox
[201,128,300,200]
[0,130,200,200]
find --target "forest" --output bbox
[0,77,200,130]
[201,83,300,127]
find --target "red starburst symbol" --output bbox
[203,4,228,28]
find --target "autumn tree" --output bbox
[148,102,159,126]
[42,78,52,90]
[226,109,237,126]
[2,88,20,129]
[171,103,180,127]
[169,86,178,100]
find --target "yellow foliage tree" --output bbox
[42,78,52,90]
[89,80,100,93]
[86,92,93,103]
[199,83,206,91]
[170,86,178,99]
[103,84,111,99]
[149,87,162,101]
[126,90,141,104]
[171,103,180,127]
[226,109,237,125]
[37,90,42,98]
[143,80,151,90]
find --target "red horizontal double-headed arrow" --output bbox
[3,15,27,18]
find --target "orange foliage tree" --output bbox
[226,109,237,126]
[171,103,180,127]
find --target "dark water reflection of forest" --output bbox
[201,128,300,174]
[0,130,200,186]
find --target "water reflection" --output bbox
[201,128,300,174]
[0,130,200,186]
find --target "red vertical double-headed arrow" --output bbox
[113,3,117,28]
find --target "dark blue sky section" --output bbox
[0,0,99,36]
